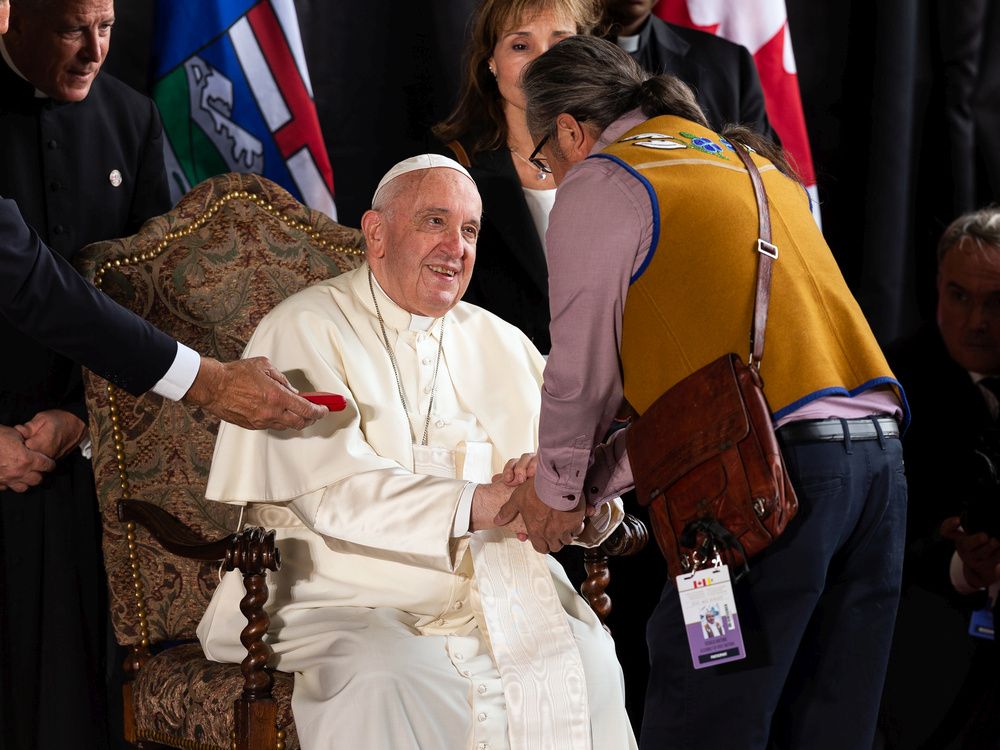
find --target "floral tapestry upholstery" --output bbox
[74,172,363,747]
[132,643,298,750]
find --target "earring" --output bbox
[488,64,496,77]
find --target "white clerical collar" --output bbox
[367,268,438,332]
[0,36,48,98]
[617,34,640,53]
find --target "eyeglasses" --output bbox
[528,134,552,175]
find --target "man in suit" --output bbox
[879,206,1000,749]
[0,1,323,747]
[603,0,775,140]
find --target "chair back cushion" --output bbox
[76,173,364,645]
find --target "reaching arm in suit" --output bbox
[0,198,326,437]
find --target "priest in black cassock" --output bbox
[0,0,170,747]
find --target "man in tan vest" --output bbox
[496,36,908,750]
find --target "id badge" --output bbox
[969,607,994,641]
[676,564,746,669]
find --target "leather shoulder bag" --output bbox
[625,143,798,580]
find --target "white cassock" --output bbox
[197,265,637,750]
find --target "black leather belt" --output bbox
[777,416,900,444]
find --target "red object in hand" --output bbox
[299,392,347,410]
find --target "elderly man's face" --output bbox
[6,0,114,102]
[364,169,481,318]
[937,243,1000,375]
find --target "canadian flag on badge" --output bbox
[656,0,820,224]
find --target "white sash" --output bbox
[413,441,592,750]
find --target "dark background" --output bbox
[103,0,1000,731]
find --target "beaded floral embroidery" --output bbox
[678,131,731,160]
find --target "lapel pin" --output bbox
[109,169,123,187]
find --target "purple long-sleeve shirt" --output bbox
[534,111,901,511]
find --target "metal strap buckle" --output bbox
[756,238,778,259]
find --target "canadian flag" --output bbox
[656,0,819,222]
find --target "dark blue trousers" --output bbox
[639,433,907,750]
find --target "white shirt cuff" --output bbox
[452,482,476,537]
[150,343,201,401]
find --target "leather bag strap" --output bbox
[732,143,775,368]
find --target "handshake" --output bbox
[470,452,590,554]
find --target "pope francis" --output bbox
[197,155,637,750]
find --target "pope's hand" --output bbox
[184,356,327,431]
[0,425,57,492]
[470,479,528,539]
[941,516,1000,589]
[493,452,537,485]
[494,480,586,554]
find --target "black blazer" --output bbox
[0,198,176,396]
[453,143,552,354]
[628,16,777,142]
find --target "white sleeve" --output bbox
[452,482,476,537]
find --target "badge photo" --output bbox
[676,564,747,669]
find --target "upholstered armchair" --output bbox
[77,173,364,750]
[77,172,646,750]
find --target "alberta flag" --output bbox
[656,0,818,224]
[152,0,337,218]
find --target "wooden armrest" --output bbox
[116,498,280,573]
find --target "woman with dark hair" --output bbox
[500,35,908,750]
[433,0,599,353]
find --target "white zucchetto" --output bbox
[372,154,474,207]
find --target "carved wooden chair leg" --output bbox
[582,548,612,621]
[581,514,650,625]
[230,528,281,750]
